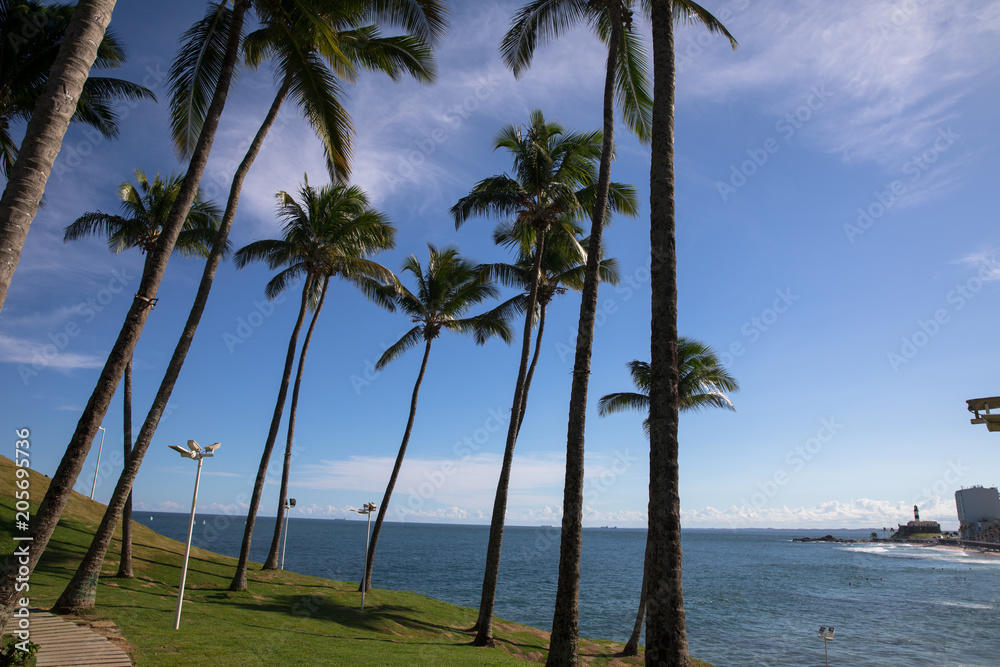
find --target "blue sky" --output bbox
[2,0,999,530]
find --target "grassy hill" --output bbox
[0,456,711,665]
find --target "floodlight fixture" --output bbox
[967,397,1000,432]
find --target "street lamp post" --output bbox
[169,440,220,630]
[280,498,296,570]
[967,396,1000,432]
[89,426,106,500]
[354,502,376,610]
[818,626,835,666]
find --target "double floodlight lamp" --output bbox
[169,440,221,459]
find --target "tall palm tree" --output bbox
[61,169,222,581]
[8,0,251,622]
[499,3,735,663]
[170,0,443,577]
[489,218,619,439]
[647,3,735,665]
[360,244,514,592]
[231,178,396,590]
[0,0,121,318]
[596,339,739,656]
[452,109,637,646]
[48,0,444,613]
[0,0,156,176]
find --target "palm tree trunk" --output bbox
[0,0,116,314]
[473,231,545,646]
[514,302,547,437]
[116,358,134,579]
[43,3,258,613]
[264,276,329,569]
[623,528,653,656]
[547,7,621,666]
[646,1,688,664]
[361,337,433,592]
[230,273,313,591]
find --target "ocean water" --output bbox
[137,513,1000,667]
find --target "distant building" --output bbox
[955,486,1000,540]
[894,504,941,538]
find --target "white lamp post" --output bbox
[280,498,296,570]
[169,440,220,630]
[818,626,835,666]
[89,426,106,500]
[354,502,376,610]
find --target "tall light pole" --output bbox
[818,626,835,666]
[169,440,220,630]
[280,498,296,570]
[354,502,376,610]
[89,425,106,500]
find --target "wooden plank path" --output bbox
[18,610,132,666]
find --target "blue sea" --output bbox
[137,513,1000,667]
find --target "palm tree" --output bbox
[0,0,156,176]
[1,1,251,623]
[596,339,738,656]
[360,244,514,592]
[489,218,620,438]
[0,0,134,318]
[61,169,222,581]
[501,2,736,662]
[452,109,637,646]
[47,0,444,612]
[231,178,396,590]
[647,4,735,665]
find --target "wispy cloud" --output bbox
[681,0,1000,169]
[0,333,105,371]
[686,495,959,529]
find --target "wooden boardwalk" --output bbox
[13,610,132,666]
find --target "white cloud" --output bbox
[0,333,105,371]
[680,0,1000,169]
[683,495,960,529]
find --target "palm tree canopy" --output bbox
[597,337,739,432]
[63,169,224,259]
[169,0,445,178]
[0,0,156,176]
[500,0,736,144]
[234,177,397,305]
[452,109,638,233]
[376,244,514,370]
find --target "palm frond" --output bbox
[168,1,242,158]
[376,324,423,370]
[597,391,649,417]
[500,0,589,77]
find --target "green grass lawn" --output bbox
[0,457,712,666]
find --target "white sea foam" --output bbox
[841,542,1000,566]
